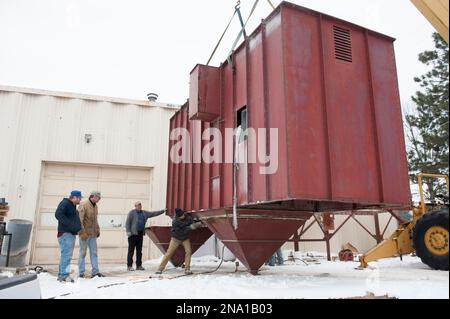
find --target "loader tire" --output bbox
[413,208,449,271]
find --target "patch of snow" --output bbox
[0,271,14,278]
[36,252,449,299]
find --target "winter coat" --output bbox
[126,209,165,236]
[171,214,195,241]
[55,198,82,235]
[78,199,100,237]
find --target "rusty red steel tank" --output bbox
[145,226,212,267]
[164,1,411,274]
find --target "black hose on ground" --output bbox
[195,244,227,275]
[172,245,227,278]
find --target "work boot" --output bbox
[78,274,85,278]
[127,267,135,271]
[155,270,163,275]
[92,273,105,278]
[185,270,193,275]
[136,266,145,271]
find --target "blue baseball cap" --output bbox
[70,190,82,198]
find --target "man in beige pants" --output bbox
[156,208,203,274]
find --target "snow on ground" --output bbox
[0,271,14,278]
[36,252,449,299]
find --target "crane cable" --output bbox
[206,1,240,65]
[227,0,260,64]
[207,0,276,66]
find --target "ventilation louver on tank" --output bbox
[333,25,352,63]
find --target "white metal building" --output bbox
[0,85,178,265]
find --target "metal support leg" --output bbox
[294,230,299,252]
[374,213,383,243]
[325,231,331,261]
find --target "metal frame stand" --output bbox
[289,210,406,261]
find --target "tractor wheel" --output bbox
[413,208,449,270]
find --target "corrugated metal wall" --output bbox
[0,86,177,227]
[167,3,411,216]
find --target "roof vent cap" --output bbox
[147,93,158,102]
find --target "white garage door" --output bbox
[32,163,153,265]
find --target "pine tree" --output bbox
[405,33,449,201]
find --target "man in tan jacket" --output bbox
[78,191,102,278]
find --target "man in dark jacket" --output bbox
[156,208,203,275]
[55,190,82,282]
[125,201,165,271]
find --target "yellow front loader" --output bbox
[359,173,449,270]
[411,0,449,43]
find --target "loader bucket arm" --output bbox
[411,0,449,43]
[359,222,415,268]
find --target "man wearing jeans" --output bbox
[55,190,82,282]
[125,202,165,271]
[78,191,102,278]
[268,248,284,266]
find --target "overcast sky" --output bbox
[0,0,436,106]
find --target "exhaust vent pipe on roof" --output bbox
[147,93,158,102]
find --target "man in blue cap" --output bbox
[54,190,82,282]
